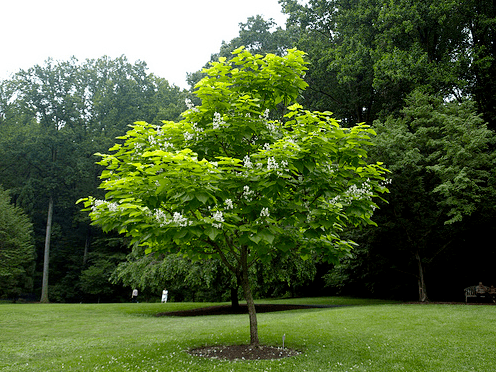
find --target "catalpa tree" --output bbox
[79,48,389,346]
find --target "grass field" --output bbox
[1,297,495,371]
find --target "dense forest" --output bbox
[1,0,495,303]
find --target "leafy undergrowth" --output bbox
[1,297,494,371]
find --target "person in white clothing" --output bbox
[131,288,139,303]
[161,288,168,303]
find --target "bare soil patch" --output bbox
[157,303,337,360]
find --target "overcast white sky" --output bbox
[0,0,288,89]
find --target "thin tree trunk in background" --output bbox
[240,246,259,346]
[40,195,53,303]
[83,230,90,266]
[416,251,428,302]
[230,287,239,308]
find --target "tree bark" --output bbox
[240,245,259,346]
[416,251,428,302]
[40,195,53,303]
[83,230,90,266]
[230,287,240,308]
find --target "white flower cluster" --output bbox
[108,202,119,212]
[91,199,106,213]
[159,137,174,151]
[91,199,120,214]
[260,109,278,133]
[184,131,194,141]
[184,123,204,143]
[260,207,270,218]
[185,98,199,113]
[212,112,227,130]
[330,180,374,206]
[154,210,192,227]
[243,155,253,169]
[212,210,224,229]
[266,121,277,133]
[267,157,289,176]
[225,199,234,210]
[346,182,374,199]
[267,157,278,170]
[243,185,255,202]
[148,135,157,146]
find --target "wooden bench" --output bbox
[465,283,496,303]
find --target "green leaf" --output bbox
[195,192,209,204]
[205,226,220,240]
[248,232,263,244]
[259,229,275,244]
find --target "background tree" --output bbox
[111,249,239,303]
[326,91,496,301]
[0,56,187,302]
[463,0,496,129]
[280,0,490,125]
[0,187,36,301]
[80,48,388,345]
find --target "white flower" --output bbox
[212,210,224,223]
[267,157,278,170]
[161,141,174,150]
[330,180,374,206]
[185,98,194,109]
[172,212,190,227]
[225,199,233,210]
[243,155,253,169]
[260,207,270,217]
[211,210,224,229]
[184,98,199,113]
[154,209,168,227]
[184,131,194,141]
[243,185,255,202]
[266,121,277,132]
[108,202,119,212]
[154,210,191,227]
[191,123,204,133]
[91,199,106,213]
[212,112,226,130]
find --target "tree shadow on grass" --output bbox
[155,303,346,317]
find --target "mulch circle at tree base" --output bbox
[188,344,301,360]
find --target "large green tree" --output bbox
[0,56,187,302]
[329,91,496,301]
[0,187,35,300]
[280,0,492,126]
[80,48,388,345]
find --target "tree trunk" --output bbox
[416,251,428,302]
[240,246,259,346]
[83,230,90,266]
[230,287,240,308]
[40,195,53,303]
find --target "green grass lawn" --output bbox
[1,297,494,371]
